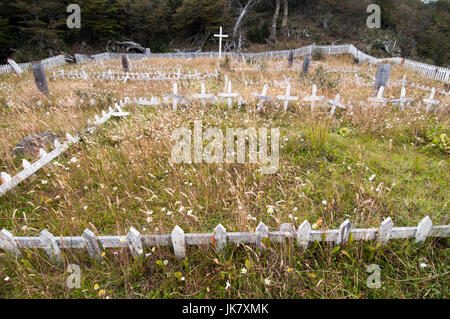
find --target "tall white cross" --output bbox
[214,26,228,60]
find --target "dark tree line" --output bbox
[0,0,448,66]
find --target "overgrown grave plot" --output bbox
[0,56,449,298]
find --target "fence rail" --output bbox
[0,216,448,265]
[0,98,131,197]
[0,55,66,75]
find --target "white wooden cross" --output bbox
[327,94,346,117]
[368,86,390,106]
[214,26,228,60]
[390,87,414,111]
[164,82,186,112]
[192,82,216,107]
[218,80,240,109]
[276,84,298,112]
[399,75,408,88]
[423,88,439,113]
[303,85,325,111]
[254,84,273,112]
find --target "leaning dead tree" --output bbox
[281,0,289,36]
[269,0,281,43]
[232,0,261,39]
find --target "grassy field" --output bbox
[0,54,448,298]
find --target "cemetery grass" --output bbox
[0,55,449,298]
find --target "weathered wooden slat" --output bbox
[171,226,186,258]
[82,229,102,261]
[39,230,63,266]
[379,217,394,245]
[415,216,432,243]
[336,220,352,245]
[255,222,269,251]
[213,224,227,252]
[0,229,21,257]
[127,227,143,257]
[297,220,312,249]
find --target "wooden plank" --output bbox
[415,216,432,243]
[336,220,352,245]
[302,55,311,74]
[255,222,269,251]
[82,229,102,261]
[39,230,63,266]
[171,225,186,258]
[213,224,227,252]
[0,229,21,257]
[379,217,394,245]
[297,220,311,249]
[374,64,391,92]
[127,227,143,257]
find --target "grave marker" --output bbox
[302,55,312,75]
[218,81,240,109]
[373,64,391,93]
[255,222,269,251]
[276,84,298,112]
[390,87,414,111]
[254,84,273,112]
[32,61,49,95]
[164,83,186,112]
[423,88,439,113]
[287,51,294,68]
[192,82,216,107]
[327,94,346,117]
[214,26,228,60]
[303,84,325,111]
[368,86,389,105]
[121,54,129,73]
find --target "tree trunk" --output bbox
[232,0,258,39]
[269,0,280,43]
[281,0,289,36]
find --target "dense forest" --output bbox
[0,0,448,66]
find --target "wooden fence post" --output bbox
[415,216,432,243]
[126,227,143,257]
[255,222,269,251]
[82,229,102,261]
[297,220,311,249]
[379,217,394,246]
[0,229,21,257]
[213,224,227,253]
[39,230,63,266]
[336,219,352,245]
[171,225,186,258]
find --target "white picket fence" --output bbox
[0,98,131,197]
[87,44,450,83]
[0,55,66,75]
[0,216,448,265]
[2,45,449,82]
